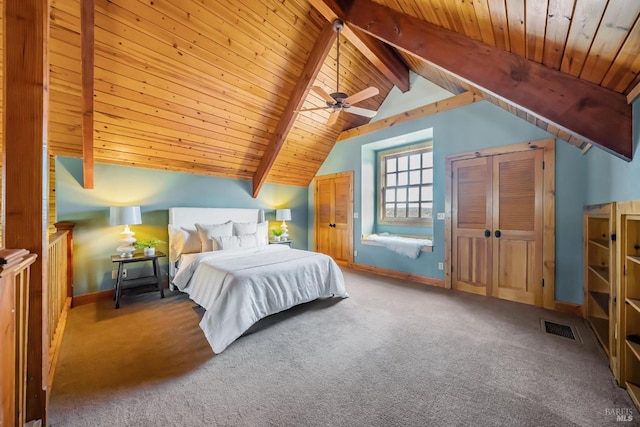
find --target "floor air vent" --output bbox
[540,319,582,343]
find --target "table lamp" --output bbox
[276,209,291,240]
[110,206,142,258]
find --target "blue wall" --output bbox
[56,157,309,295]
[585,99,640,204]
[310,84,589,304]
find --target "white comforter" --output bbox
[173,245,348,353]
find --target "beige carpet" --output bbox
[49,268,638,426]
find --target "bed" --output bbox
[168,207,348,353]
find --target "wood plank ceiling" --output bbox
[47,0,639,192]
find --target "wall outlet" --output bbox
[112,269,127,279]
[354,250,358,257]
[437,212,445,220]
[354,212,359,219]
[438,262,444,270]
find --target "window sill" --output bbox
[361,234,434,252]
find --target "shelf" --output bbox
[627,382,640,410]
[628,255,640,266]
[628,299,640,314]
[120,275,160,290]
[589,238,610,250]
[589,291,609,316]
[588,265,610,283]
[628,340,640,362]
[589,316,610,355]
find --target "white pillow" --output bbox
[195,221,233,252]
[168,225,201,262]
[213,233,258,250]
[256,221,268,246]
[233,221,257,236]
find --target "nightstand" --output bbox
[269,239,292,247]
[111,251,166,309]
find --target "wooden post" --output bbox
[54,222,76,307]
[4,0,50,423]
[81,0,95,189]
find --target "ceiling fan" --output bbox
[299,19,380,126]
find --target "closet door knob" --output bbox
[495,230,502,238]
[484,230,491,238]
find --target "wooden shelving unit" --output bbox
[619,204,640,411]
[584,203,617,378]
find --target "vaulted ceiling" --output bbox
[48,0,639,196]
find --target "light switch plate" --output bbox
[438,262,444,270]
[354,212,359,219]
[437,212,445,220]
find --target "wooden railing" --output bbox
[47,222,75,392]
[0,248,37,427]
[0,222,74,426]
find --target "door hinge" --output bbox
[450,171,453,179]
[542,278,545,287]
[624,264,627,276]
[611,233,616,242]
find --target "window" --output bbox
[378,142,433,226]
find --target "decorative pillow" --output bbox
[256,221,268,246]
[195,221,233,252]
[213,233,258,250]
[233,221,257,236]
[168,225,202,262]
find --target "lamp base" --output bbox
[116,243,136,258]
[281,221,289,240]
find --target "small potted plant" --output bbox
[271,229,284,242]
[136,238,164,256]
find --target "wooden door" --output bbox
[491,149,543,305]
[316,177,334,258]
[314,172,353,265]
[452,157,492,296]
[451,149,544,306]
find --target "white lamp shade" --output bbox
[276,209,291,221]
[109,206,142,226]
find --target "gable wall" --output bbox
[311,76,588,304]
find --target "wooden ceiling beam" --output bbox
[81,0,95,189]
[308,0,410,92]
[345,0,633,160]
[252,23,336,197]
[627,80,640,104]
[337,91,481,142]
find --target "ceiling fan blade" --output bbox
[311,86,335,103]
[346,106,377,118]
[327,110,340,126]
[343,86,379,106]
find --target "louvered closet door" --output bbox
[491,150,543,305]
[314,172,353,265]
[316,178,334,258]
[452,157,493,296]
[332,174,353,264]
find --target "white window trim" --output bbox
[377,141,434,227]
